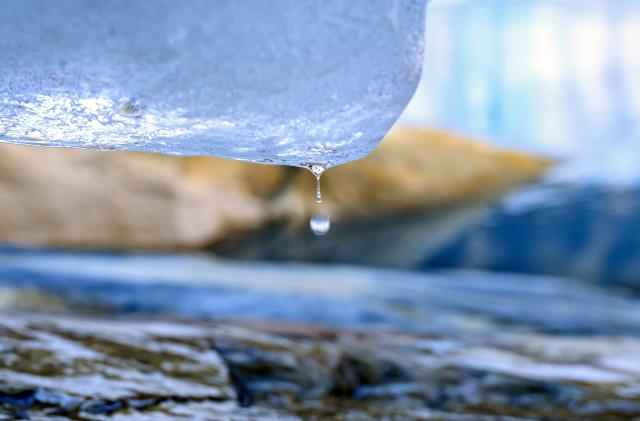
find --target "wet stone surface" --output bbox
[1,253,640,419]
[1,314,640,420]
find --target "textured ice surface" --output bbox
[0,0,426,168]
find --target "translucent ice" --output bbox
[0,0,426,168]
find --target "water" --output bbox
[307,164,330,235]
[0,0,426,169]
[310,213,331,236]
[316,177,323,204]
[309,164,326,203]
[2,247,640,335]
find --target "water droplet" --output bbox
[310,213,330,236]
[306,164,329,235]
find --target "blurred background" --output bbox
[2,1,640,419]
[407,0,640,288]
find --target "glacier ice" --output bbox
[0,0,426,168]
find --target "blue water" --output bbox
[1,246,640,335]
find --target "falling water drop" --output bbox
[307,164,330,235]
[310,213,330,236]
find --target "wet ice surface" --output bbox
[0,0,425,168]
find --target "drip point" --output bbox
[309,164,325,178]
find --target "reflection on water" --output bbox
[1,247,640,334]
[405,0,640,185]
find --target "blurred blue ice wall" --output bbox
[403,0,640,186]
[401,0,640,287]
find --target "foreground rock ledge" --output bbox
[1,313,639,420]
[0,126,550,249]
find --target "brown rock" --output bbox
[0,126,551,249]
[279,126,553,220]
[0,147,281,249]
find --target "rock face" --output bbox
[0,126,550,249]
[1,314,639,420]
[0,143,282,249]
[310,126,551,218]
[1,250,640,419]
